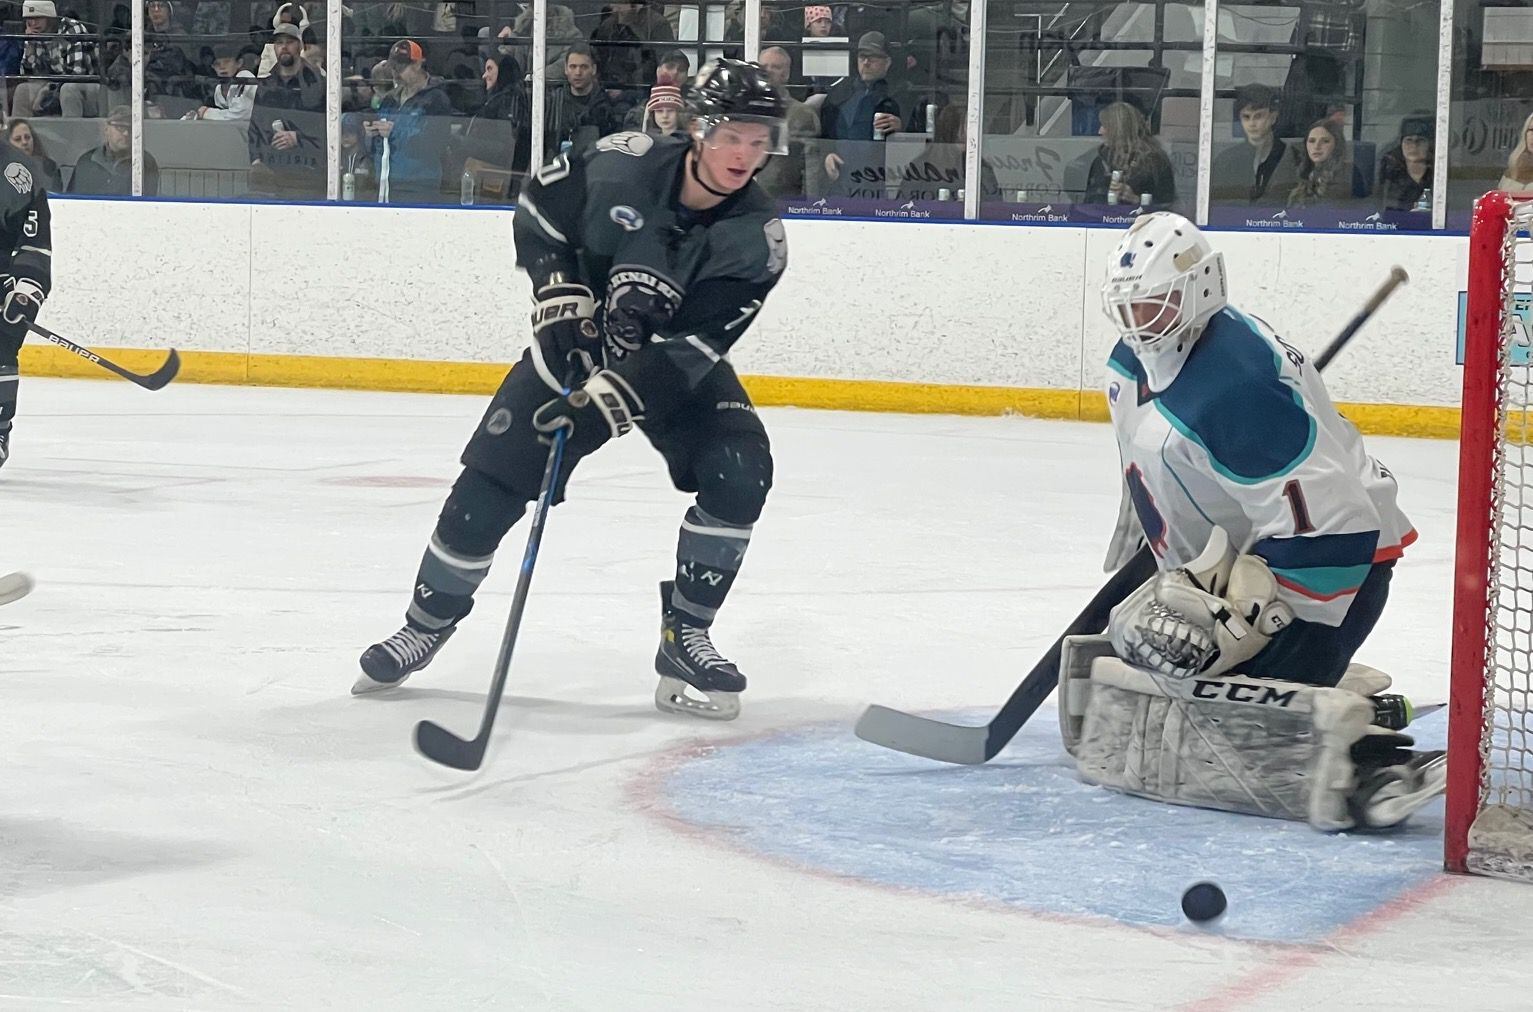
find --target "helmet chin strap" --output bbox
[688,146,735,198]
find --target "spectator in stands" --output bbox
[544,43,618,156]
[8,119,63,191]
[145,0,197,115]
[247,22,325,198]
[1376,114,1433,212]
[12,0,100,119]
[68,105,160,195]
[621,51,690,130]
[490,4,579,85]
[1210,83,1297,204]
[639,68,685,137]
[755,45,817,197]
[339,112,375,199]
[367,39,453,203]
[589,0,673,96]
[450,52,530,192]
[1083,101,1176,209]
[896,103,998,203]
[1499,112,1533,195]
[1286,118,1368,208]
[820,31,902,189]
[804,6,833,37]
[183,43,256,121]
[258,2,311,77]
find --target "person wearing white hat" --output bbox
[13,0,100,119]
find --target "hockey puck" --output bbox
[1181,882,1227,923]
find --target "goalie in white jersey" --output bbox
[1058,212,1445,832]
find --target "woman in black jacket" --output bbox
[453,52,531,195]
[8,119,63,192]
[1082,101,1177,210]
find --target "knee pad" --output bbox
[693,433,773,525]
[435,466,528,557]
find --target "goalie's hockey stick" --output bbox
[28,322,181,391]
[855,265,1411,764]
[413,428,568,771]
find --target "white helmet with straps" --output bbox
[1101,212,1227,388]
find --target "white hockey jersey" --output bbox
[1105,306,1415,626]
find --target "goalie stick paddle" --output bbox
[28,322,181,391]
[413,428,568,771]
[855,265,1411,764]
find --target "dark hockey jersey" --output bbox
[0,142,52,297]
[512,132,786,417]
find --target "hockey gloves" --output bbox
[0,276,42,345]
[532,371,645,458]
[529,281,602,392]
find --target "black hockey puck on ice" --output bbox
[1181,882,1227,923]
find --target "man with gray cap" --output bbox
[1210,83,1297,205]
[817,31,904,192]
[67,105,160,196]
[12,0,99,119]
[247,22,325,198]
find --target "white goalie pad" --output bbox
[1072,657,1377,830]
[1059,633,1115,757]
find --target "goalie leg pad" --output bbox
[1074,658,1377,830]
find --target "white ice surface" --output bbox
[0,377,1530,1010]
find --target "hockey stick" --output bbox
[855,265,1411,764]
[28,322,181,391]
[414,428,568,771]
[0,571,33,606]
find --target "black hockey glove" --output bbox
[529,281,601,392]
[531,370,644,458]
[0,276,43,345]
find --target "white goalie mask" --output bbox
[1101,213,1227,388]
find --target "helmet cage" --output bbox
[1102,272,1195,354]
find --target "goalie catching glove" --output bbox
[1107,527,1293,679]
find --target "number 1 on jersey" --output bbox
[1282,479,1315,534]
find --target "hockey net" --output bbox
[1449,190,1533,879]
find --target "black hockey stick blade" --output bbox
[855,266,1410,765]
[854,550,1156,764]
[413,428,567,771]
[29,322,181,390]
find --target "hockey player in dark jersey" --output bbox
[0,141,53,469]
[356,58,790,720]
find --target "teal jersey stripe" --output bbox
[1269,562,1372,598]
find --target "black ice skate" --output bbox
[654,580,745,721]
[1347,729,1447,830]
[353,624,456,695]
[0,427,11,469]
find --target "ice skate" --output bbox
[354,624,456,695]
[654,580,745,720]
[1348,730,1447,829]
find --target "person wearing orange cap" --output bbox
[366,39,455,202]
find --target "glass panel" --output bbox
[340,0,526,205]
[770,0,970,219]
[11,1,113,196]
[978,0,1200,225]
[1448,0,1533,229]
[1212,0,1439,232]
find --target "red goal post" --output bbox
[1448,189,1533,879]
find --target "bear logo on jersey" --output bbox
[595,132,654,157]
[4,162,32,195]
[603,268,682,359]
[609,205,644,232]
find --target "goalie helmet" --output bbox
[1101,213,1227,387]
[686,58,790,156]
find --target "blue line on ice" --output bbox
[662,707,1447,943]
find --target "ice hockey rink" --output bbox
[2,374,1530,1010]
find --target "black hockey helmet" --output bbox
[686,57,789,156]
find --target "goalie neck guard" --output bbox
[1101,212,1228,391]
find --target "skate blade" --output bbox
[655,675,740,721]
[351,670,410,696]
[0,571,33,606]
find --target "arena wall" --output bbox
[22,197,1470,437]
